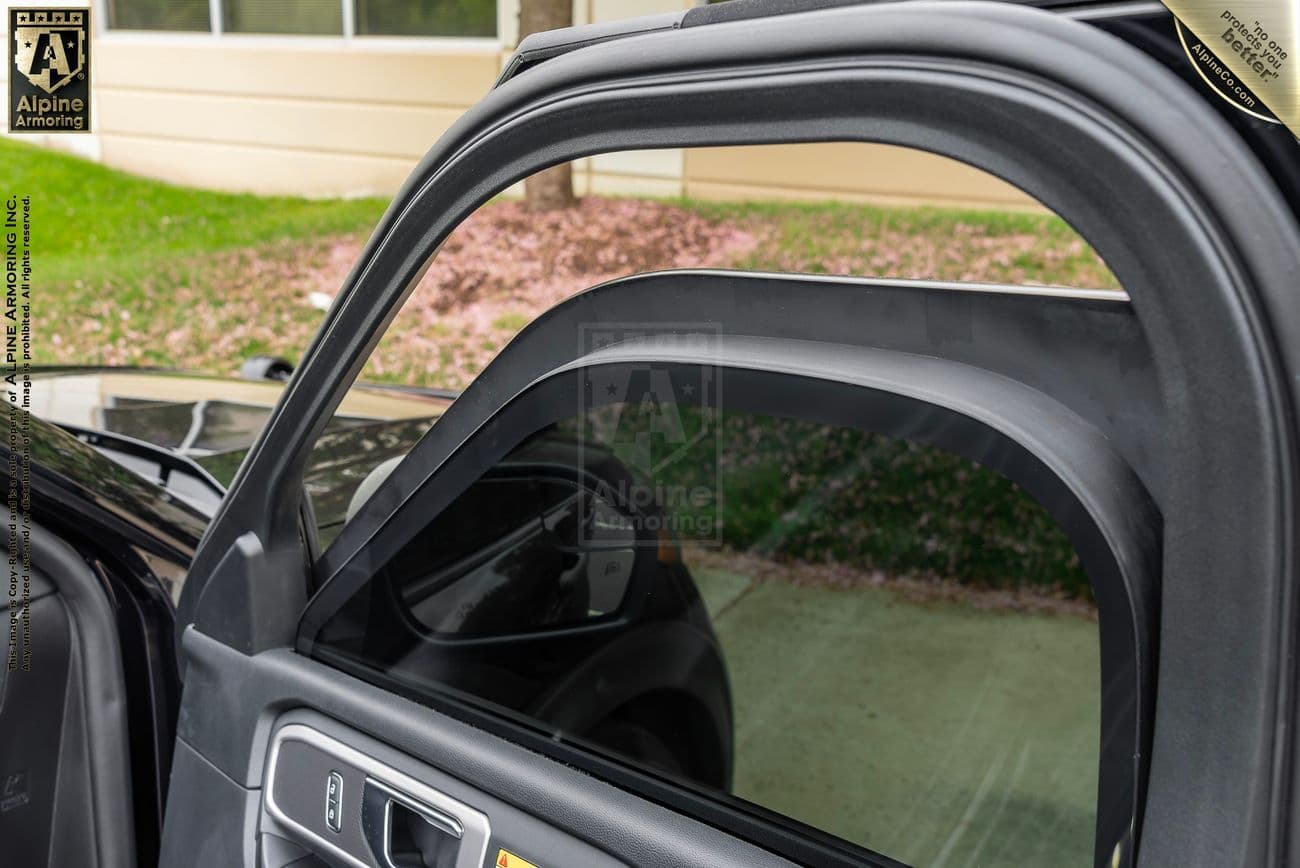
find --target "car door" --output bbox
[158,2,1300,867]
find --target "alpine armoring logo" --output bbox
[9,8,91,133]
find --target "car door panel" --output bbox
[2,514,138,868]
[170,629,800,868]
[161,2,1300,867]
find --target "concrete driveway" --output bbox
[693,564,1099,868]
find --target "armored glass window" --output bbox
[313,378,1101,867]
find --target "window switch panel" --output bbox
[325,771,342,832]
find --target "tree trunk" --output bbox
[524,164,577,212]
[519,0,578,211]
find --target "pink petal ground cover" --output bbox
[46,197,1113,392]
[350,198,761,386]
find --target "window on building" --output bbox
[106,0,497,37]
[222,0,343,35]
[355,0,496,37]
[107,0,211,31]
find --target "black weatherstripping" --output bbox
[171,3,1300,868]
[496,1,1175,88]
[498,11,684,84]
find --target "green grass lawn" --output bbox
[6,137,387,368]
[690,197,1118,289]
[10,139,387,285]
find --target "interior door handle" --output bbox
[362,777,464,868]
[264,725,492,868]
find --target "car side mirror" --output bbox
[392,467,649,639]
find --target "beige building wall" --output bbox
[88,36,500,195]
[3,0,1036,211]
[684,143,1039,211]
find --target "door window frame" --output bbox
[302,344,1158,868]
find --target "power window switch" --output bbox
[325,771,343,833]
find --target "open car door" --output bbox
[158,2,1300,867]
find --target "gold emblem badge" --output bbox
[9,8,91,133]
[1162,0,1297,134]
[13,9,86,94]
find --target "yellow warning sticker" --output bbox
[495,849,539,868]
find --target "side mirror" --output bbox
[392,459,651,639]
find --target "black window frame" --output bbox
[302,334,1158,868]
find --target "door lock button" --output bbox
[325,771,343,832]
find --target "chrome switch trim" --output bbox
[326,770,343,833]
[264,722,492,868]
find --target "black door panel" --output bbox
[2,517,138,868]
[170,629,798,868]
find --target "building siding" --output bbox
[86,36,500,195]
[684,143,1039,211]
[3,0,1037,210]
